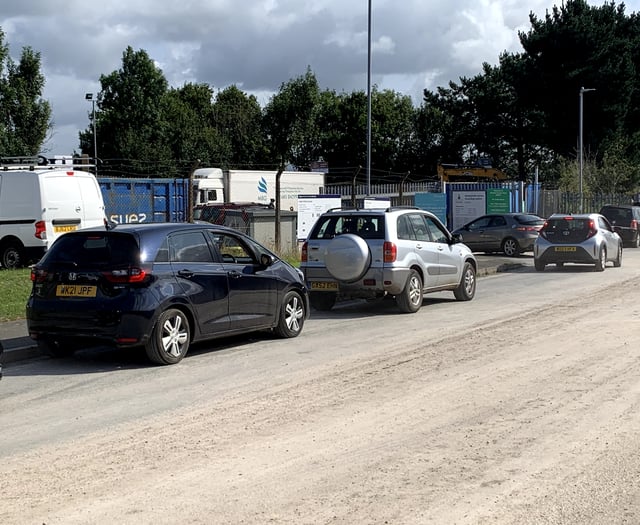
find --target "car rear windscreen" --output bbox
[42,233,140,267]
[543,218,593,243]
[309,215,385,239]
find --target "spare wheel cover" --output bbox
[324,234,372,282]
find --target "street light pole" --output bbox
[85,93,97,175]
[366,0,372,197]
[579,86,595,213]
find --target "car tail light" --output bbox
[31,268,48,282]
[34,220,46,240]
[300,241,308,262]
[539,221,550,239]
[383,241,397,263]
[515,226,539,232]
[102,267,148,284]
[632,219,638,229]
[586,219,597,239]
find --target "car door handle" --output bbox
[177,270,194,278]
[228,270,243,279]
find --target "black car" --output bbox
[598,204,640,248]
[27,223,309,365]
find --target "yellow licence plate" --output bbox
[54,225,78,233]
[554,246,577,252]
[56,285,97,297]
[310,281,339,291]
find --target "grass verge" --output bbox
[0,269,31,321]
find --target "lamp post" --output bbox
[366,0,372,196]
[579,86,595,213]
[85,93,97,174]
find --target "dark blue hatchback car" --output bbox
[27,222,309,365]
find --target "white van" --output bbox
[0,161,106,268]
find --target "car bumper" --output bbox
[26,300,157,348]
[303,266,409,298]
[534,246,597,264]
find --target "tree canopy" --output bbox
[4,0,640,192]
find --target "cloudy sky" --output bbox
[2,0,638,156]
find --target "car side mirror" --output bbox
[260,253,275,267]
[451,232,463,244]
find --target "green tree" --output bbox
[316,89,367,181]
[212,85,267,168]
[519,0,639,161]
[81,46,170,174]
[161,82,223,167]
[0,29,51,156]
[263,67,322,171]
[263,67,321,248]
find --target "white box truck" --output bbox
[193,168,325,211]
[0,159,106,268]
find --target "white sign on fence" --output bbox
[297,194,342,240]
[451,191,486,230]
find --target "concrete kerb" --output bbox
[0,258,523,366]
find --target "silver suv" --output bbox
[300,208,477,313]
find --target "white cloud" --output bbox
[1,0,638,154]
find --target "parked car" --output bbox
[0,157,106,269]
[533,213,622,271]
[598,204,640,248]
[300,207,477,313]
[26,222,309,365]
[452,213,545,257]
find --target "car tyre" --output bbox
[595,247,606,272]
[145,308,190,365]
[501,237,521,257]
[396,269,423,313]
[613,243,622,268]
[37,337,75,358]
[1,241,24,269]
[534,259,545,272]
[274,290,305,338]
[634,232,640,248]
[453,262,476,301]
[310,292,337,311]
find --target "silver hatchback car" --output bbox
[300,208,477,313]
[533,213,622,271]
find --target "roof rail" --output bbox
[385,206,420,212]
[0,155,97,171]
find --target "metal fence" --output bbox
[325,181,637,218]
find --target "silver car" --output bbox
[533,213,622,271]
[300,208,477,313]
